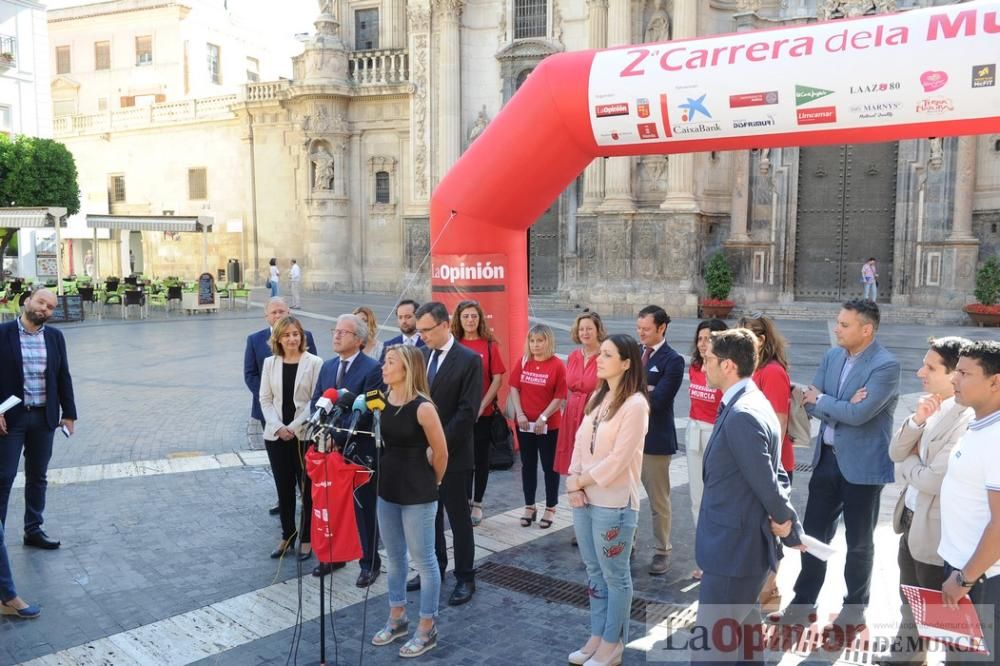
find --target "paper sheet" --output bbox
[0,395,21,415]
[800,534,840,561]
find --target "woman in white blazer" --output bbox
[259,316,323,561]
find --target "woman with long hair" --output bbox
[554,312,607,477]
[450,300,505,526]
[509,324,567,529]
[353,306,384,361]
[686,318,728,580]
[565,334,649,666]
[372,345,449,658]
[259,316,323,561]
[738,313,793,612]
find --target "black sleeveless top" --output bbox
[281,362,298,426]
[379,396,438,505]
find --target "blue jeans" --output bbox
[269,280,279,297]
[0,409,56,534]
[573,505,638,643]
[0,521,15,602]
[377,498,440,619]
[863,280,877,302]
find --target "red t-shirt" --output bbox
[460,338,506,416]
[509,355,568,429]
[752,360,795,473]
[305,449,371,563]
[688,363,722,424]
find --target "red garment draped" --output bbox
[305,449,372,564]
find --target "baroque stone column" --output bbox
[949,136,977,240]
[578,0,608,213]
[598,0,634,212]
[435,0,465,180]
[726,11,755,241]
[407,2,432,207]
[660,0,698,212]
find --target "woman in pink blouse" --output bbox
[554,312,607,476]
[565,334,649,666]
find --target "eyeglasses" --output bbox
[332,328,358,337]
[416,321,445,335]
[702,354,720,364]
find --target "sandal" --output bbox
[470,502,483,527]
[399,625,438,658]
[519,506,537,527]
[372,614,409,646]
[539,507,556,529]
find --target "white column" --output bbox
[727,12,754,241]
[435,0,464,180]
[949,136,977,240]
[598,0,634,212]
[660,0,698,212]
[578,0,608,212]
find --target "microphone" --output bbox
[343,394,369,441]
[306,388,339,429]
[366,389,385,449]
[323,389,356,429]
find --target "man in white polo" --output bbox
[939,340,1000,664]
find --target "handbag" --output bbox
[788,383,813,446]
[502,353,529,419]
[486,341,515,471]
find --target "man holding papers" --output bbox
[938,340,1000,665]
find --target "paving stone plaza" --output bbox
[1,291,999,666]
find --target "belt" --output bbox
[23,404,46,411]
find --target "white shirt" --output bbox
[938,409,1000,578]
[428,334,456,375]
[903,397,953,511]
[401,332,421,346]
[337,350,361,383]
[289,264,301,281]
[721,377,752,409]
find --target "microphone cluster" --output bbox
[303,389,388,447]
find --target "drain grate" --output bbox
[794,462,814,473]
[477,562,691,625]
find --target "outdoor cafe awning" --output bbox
[85,215,213,232]
[0,207,69,228]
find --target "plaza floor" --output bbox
[1,290,998,665]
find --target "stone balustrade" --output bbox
[348,49,409,86]
[244,80,291,102]
[53,95,238,137]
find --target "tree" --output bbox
[0,134,81,261]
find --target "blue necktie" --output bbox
[427,349,441,385]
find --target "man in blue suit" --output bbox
[243,297,317,514]
[773,299,900,628]
[636,305,684,575]
[693,328,802,665]
[379,299,424,360]
[311,314,383,585]
[0,289,77,550]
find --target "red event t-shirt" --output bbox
[752,360,795,473]
[509,355,568,429]
[688,363,722,424]
[459,337,506,416]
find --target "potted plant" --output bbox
[701,251,735,319]
[964,257,1000,327]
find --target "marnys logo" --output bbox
[849,82,901,95]
[849,101,902,119]
[433,261,505,283]
[795,85,834,106]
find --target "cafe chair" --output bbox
[121,289,145,320]
[77,285,99,319]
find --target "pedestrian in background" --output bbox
[508,324,567,530]
[268,258,280,298]
[288,259,302,309]
[862,257,878,302]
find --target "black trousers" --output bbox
[353,443,381,573]
[467,418,492,504]
[944,563,1000,666]
[792,445,882,607]
[435,469,475,583]
[265,438,311,543]
[518,429,560,509]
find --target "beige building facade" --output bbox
[51,0,1000,315]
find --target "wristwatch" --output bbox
[538,414,548,423]
[957,570,977,588]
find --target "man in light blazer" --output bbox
[774,299,900,628]
[879,337,973,665]
[244,297,317,514]
[409,301,482,606]
[693,328,803,665]
[310,314,383,584]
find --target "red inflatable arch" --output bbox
[430,1,1000,368]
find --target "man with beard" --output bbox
[380,300,424,360]
[0,289,77,550]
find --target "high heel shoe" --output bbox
[519,506,537,527]
[270,537,295,559]
[583,642,623,666]
[539,506,556,529]
[298,545,313,562]
[470,502,483,526]
[568,648,596,665]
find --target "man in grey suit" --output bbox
[773,299,900,628]
[692,328,803,665]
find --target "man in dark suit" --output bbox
[310,314,383,584]
[243,297,317,515]
[635,305,684,575]
[693,328,802,665]
[408,301,482,606]
[0,289,77,550]
[379,299,424,360]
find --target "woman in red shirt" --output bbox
[451,300,505,527]
[739,313,793,611]
[686,319,727,579]
[509,324,568,529]
[554,312,607,476]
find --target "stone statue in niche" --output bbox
[928,137,943,171]
[468,105,490,144]
[317,0,334,15]
[312,146,335,191]
[644,0,671,43]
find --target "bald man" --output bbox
[0,289,77,550]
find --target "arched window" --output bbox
[375,171,390,204]
[513,0,546,40]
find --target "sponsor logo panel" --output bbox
[849,82,901,95]
[915,97,955,114]
[595,103,630,118]
[795,85,834,106]
[637,98,651,118]
[972,64,995,88]
[729,91,779,108]
[732,115,776,130]
[920,70,948,93]
[796,106,837,125]
[848,101,902,120]
[637,123,659,140]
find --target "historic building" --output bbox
[50,0,1000,315]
